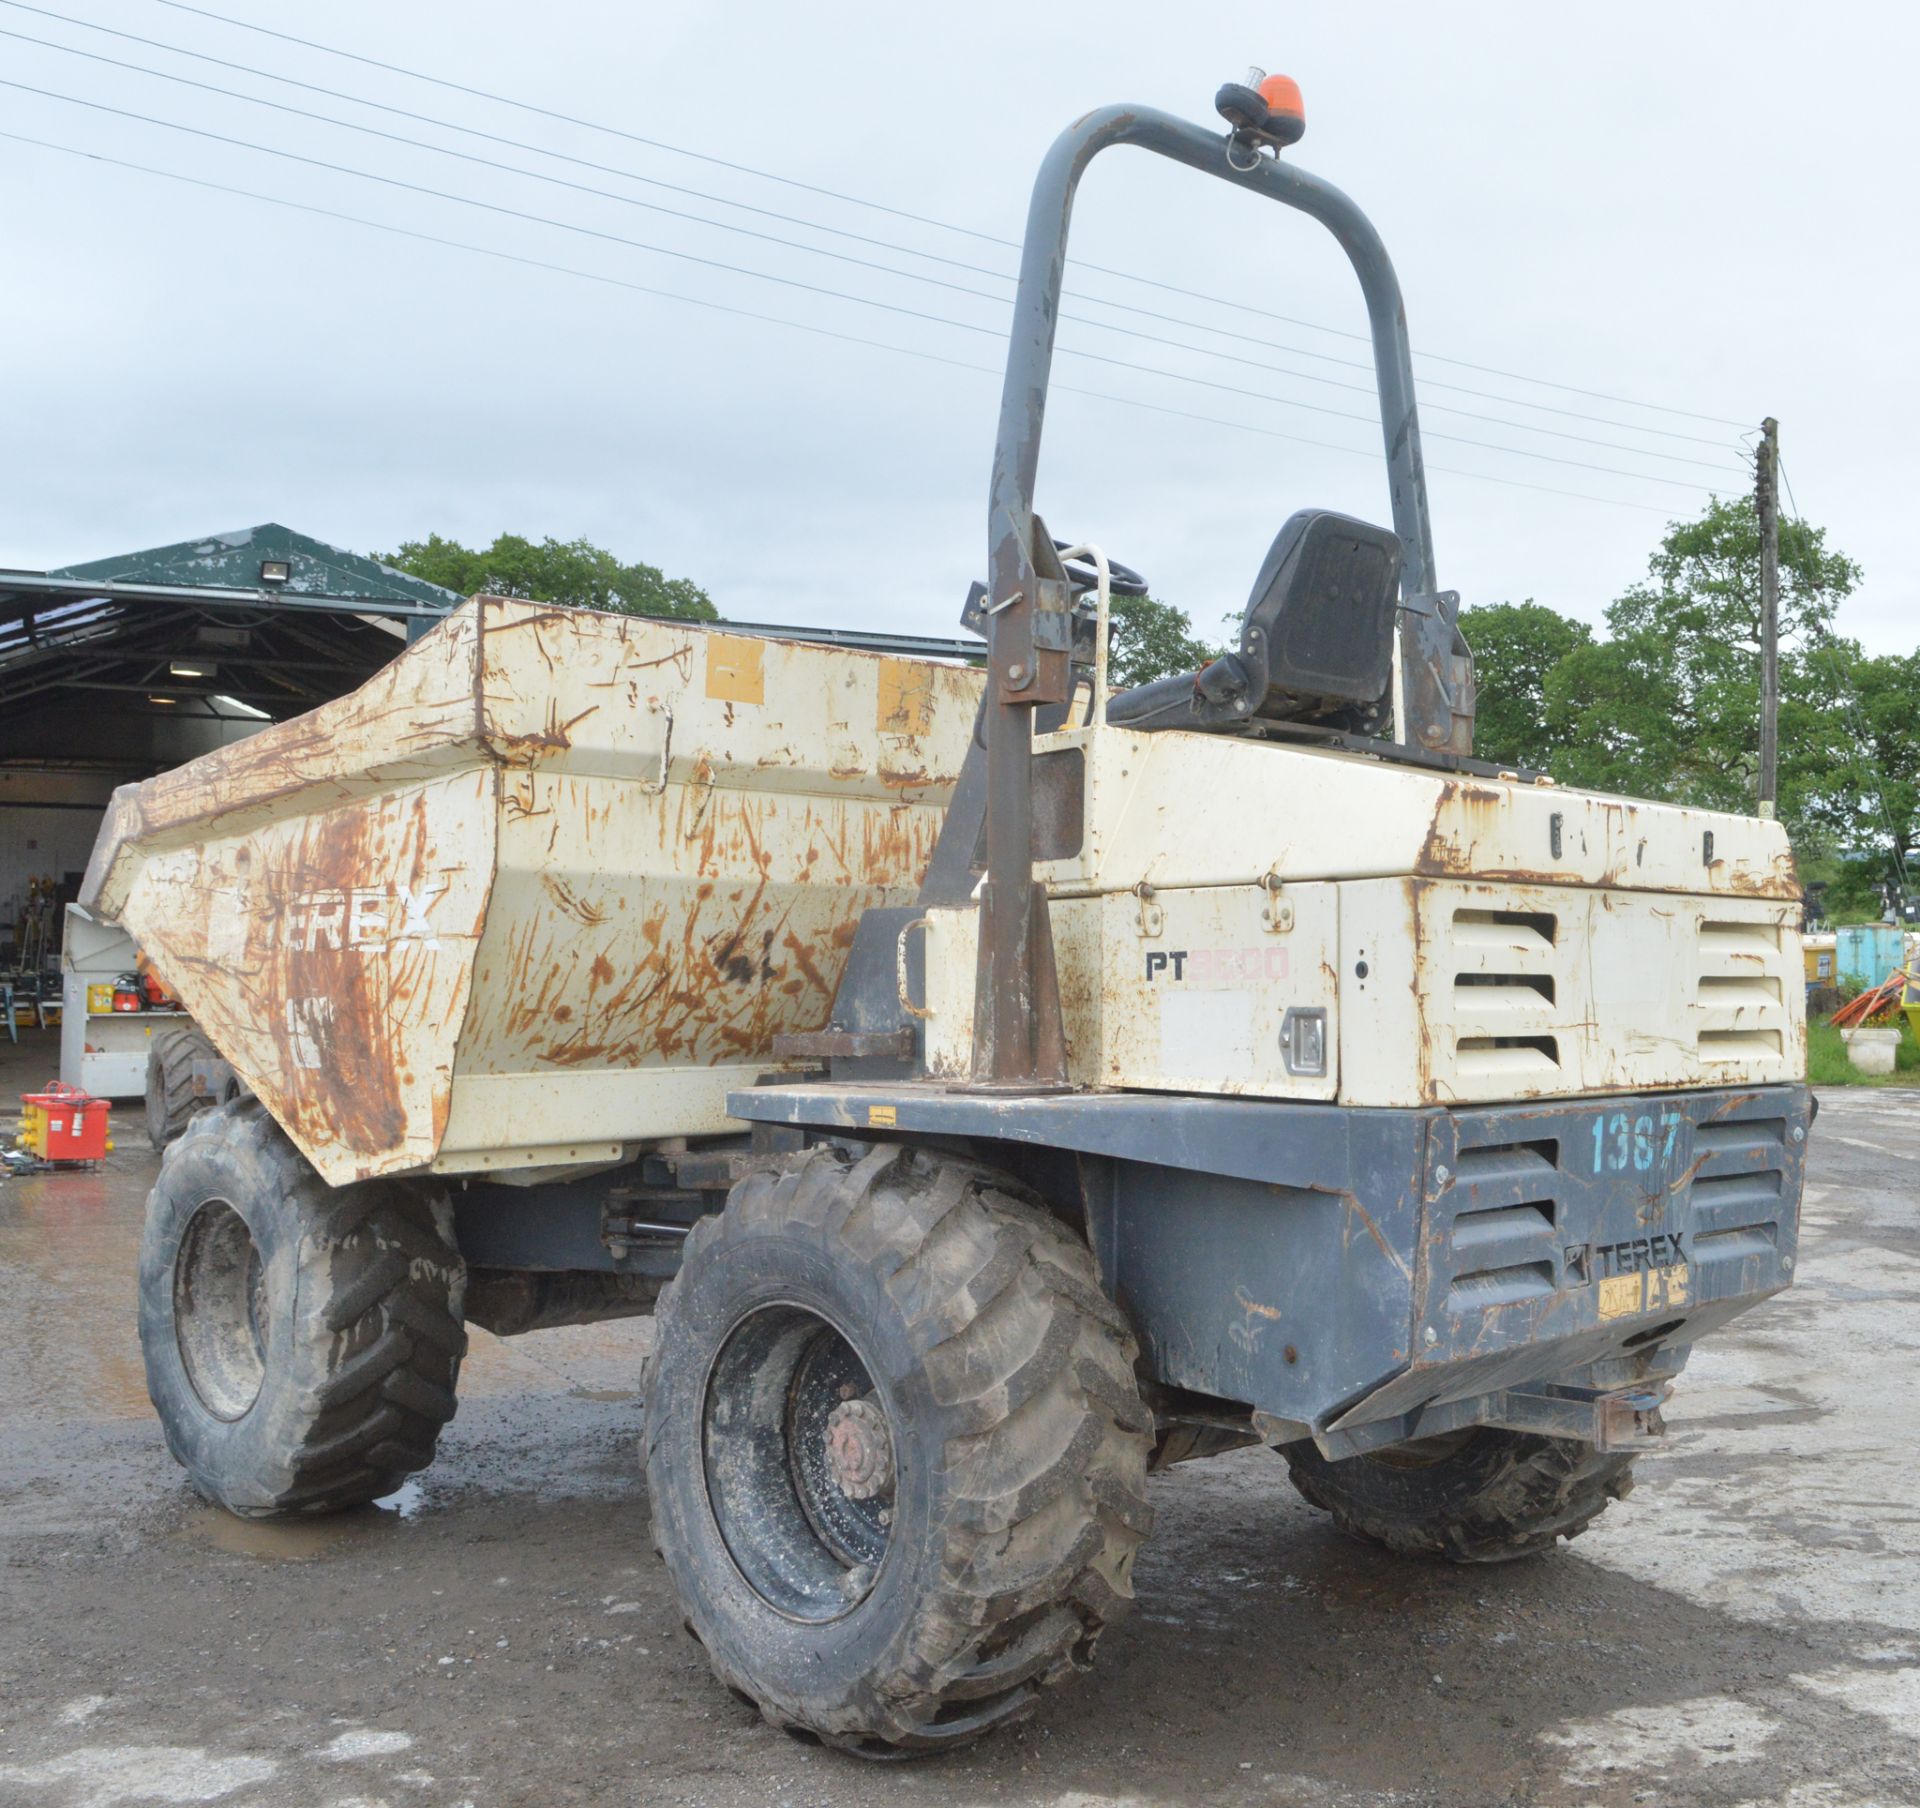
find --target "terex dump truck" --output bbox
[85,75,1808,1757]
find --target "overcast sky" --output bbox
[4,1,1916,654]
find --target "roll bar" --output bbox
[989,103,1437,643]
[972,97,1465,1091]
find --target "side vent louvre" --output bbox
[1694,1119,1785,1157]
[1691,1223,1779,1262]
[1452,1200,1555,1247]
[1452,906,1557,949]
[1455,972,1556,1005]
[1693,918,1789,1068]
[1699,974,1782,1004]
[1690,1170,1784,1209]
[1436,1118,1567,1317]
[1448,1259,1556,1309]
[1699,920,1781,953]
[1453,1137,1558,1184]
[1447,902,1565,1084]
[1456,1035,1560,1076]
[1686,1117,1787,1265]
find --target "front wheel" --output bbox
[1283,1428,1634,1563]
[139,1100,467,1517]
[644,1144,1153,1756]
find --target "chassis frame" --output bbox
[453,1079,1809,1461]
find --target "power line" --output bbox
[0,76,1731,495]
[1049,337,1728,488]
[0,29,1012,306]
[1777,459,1804,527]
[0,9,1746,473]
[0,1,1025,289]
[0,3,1737,453]
[0,125,1687,518]
[139,0,1752,432]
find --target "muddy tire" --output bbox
[139,1099,467,1518]
[644,1144,1153,1756]
[144,1023,222,1151]
[1283,1428,1634,1563]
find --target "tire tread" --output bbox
[142,1099,465,1517]
[1284,1429,1635,1563]
[647,1143,1152,1756]
[144,1023,221,1151]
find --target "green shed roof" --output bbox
[50,522,460,610]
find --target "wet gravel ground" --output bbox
[1,1028,1916,1808]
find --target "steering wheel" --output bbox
[1051,540,1149,597]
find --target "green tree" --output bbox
[382,532,717,620]
[1796,644,1920,881]
[1103,593,1224,689]
[1542,497,1861,830]
[1455,600,1592,771]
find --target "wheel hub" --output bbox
[701,1305,896,1622]
[823,1397,894,1500]
[173,1196,268,1421]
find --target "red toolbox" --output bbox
[17,1082,113,1163]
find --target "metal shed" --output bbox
[0,523,458,1024]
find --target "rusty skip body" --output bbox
[80,599,984,1185]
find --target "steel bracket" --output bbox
[1398,589,1473,755]
[1133,882,1165,938]
[1259,871,1294,933]
[1030,576,1073,652]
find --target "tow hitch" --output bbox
[1487,1382,1673,1454]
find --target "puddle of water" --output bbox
[0,1146,162,1421]
[377,1478,428,1520]
[183,1494,417,1562]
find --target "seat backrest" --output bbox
[1103,508,1401,736]
[1240,508,1400,710]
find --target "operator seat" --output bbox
[1105,508,1401,735]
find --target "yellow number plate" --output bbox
[1598,1263,1691,1322]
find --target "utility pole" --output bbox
[1755,417,1780,819]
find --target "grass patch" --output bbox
[1807,1014,1920,1086]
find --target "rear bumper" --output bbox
[1309,1084,1809,1453]
[728,1078,1810,1452]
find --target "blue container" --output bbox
[1835,924,1905,989]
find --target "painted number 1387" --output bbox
[1590,1110,1684,1176]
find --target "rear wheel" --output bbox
[1283,1428,1634,1563]
[144,1023,222,1151]
[139,1100,467,1517]
[644,1143,1153,1756]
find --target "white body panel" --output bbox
[1032,724,1798,899]
[1337,879,1801,1104]
[925,724,1806,1107]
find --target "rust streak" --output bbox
[1342,1192,1413,1283]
